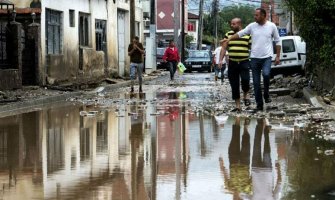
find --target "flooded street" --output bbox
[0,73,335,200]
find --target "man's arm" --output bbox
[137,43,145,54]
[275,45,281,65]
[128,45,135,56]
[219,43,228,67]
[273,24,281,65]
[221,33,239,44]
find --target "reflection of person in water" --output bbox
[168,92,179,121]
[30,0,41,8]
[219,117,252,197]
[128,94,148,200]
[251,118,274,200]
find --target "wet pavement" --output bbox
[0,73,335,200]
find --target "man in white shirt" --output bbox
[223,8,281,111]
[213,41,228,83]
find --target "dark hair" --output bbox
[134,36,139,41]
[169,40,174,44]
[256,8,266,17]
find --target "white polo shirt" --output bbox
[238,21,280,59]
[213,46,227,64]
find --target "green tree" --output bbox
[285,0,335,90]
[203,5,256,43]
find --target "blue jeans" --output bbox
[214,64,226,82]
[250,57,272,107]
[130,62,143,86]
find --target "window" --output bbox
[0,21,8,67]
[79,13,90,46]
[69,10,75,27]
[46,9,62,54]
[188,22,195,32]
[95,20,106,51]
[282,39,295,53]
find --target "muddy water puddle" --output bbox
[0,90,334,200]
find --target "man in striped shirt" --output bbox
[222,8,281,111]
[219,18,251,112]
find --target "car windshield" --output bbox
[188,51,209,58]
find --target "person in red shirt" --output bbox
[163,40,180,81]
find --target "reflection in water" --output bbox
[220,117,252,199]
[0,92,335,199]
[252,118,275,200]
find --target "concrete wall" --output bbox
[9,0,139,85]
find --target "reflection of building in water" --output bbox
[0,114,43,199]
[155,91,190,199]
[0,101,156,199]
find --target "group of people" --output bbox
[218,7,281,112]
[128,7,281,112]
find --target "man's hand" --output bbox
[220,38,229,44]
[218,61,222,68]
[275,56,280,65]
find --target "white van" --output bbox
[271,35,306,72]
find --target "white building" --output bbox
[9,0,143,85]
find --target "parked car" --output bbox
[156,47,166,70]
[271,35,306,74]
[184,50,212,72]
[185,50,213,72]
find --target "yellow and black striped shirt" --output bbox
[224,30,251,62]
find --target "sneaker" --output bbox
[265,98,272,103]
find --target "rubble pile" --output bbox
[270,74,309,98]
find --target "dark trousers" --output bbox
[250,57,272,107]
[167,61,177,80]
[228,60,250,100]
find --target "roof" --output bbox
[188,12,199,19]
[0,0,14,5]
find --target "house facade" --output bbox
[187,12,199,45]
[0,0,143,89]
[142,0,188,44]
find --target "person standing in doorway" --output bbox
[222,8,281,112]
[128,36,144,93]
[213,41,228,84]
[220,18,251,112]
[163,40,180,81]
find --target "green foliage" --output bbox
[203,5,256,41]
[285,0,335,74]
[185,35,194,47]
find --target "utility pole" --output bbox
[213,0,219,48]
[174,0,180,46]
[181,0,185,62]
[197,0,204,50]
[145,0,157,72]
[289,10,293,35]
[130,0,135,40]
[269,4,272,22]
